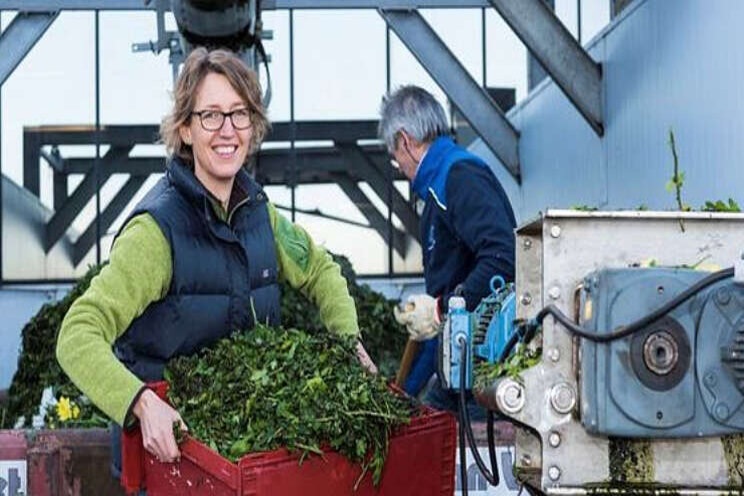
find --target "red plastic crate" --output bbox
[121,382,456,495]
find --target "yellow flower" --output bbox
[56,396,79,422]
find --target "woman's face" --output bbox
[179,72,254,190]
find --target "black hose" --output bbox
[459,344,500,486]
[458,409,468,496]
[535,267,734,343]
[487,411,498,484]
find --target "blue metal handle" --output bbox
[489,275,506,294]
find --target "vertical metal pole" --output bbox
[481,7,487,88]
[289,9,296,222]
[577,0,582,44]
[94,10,101,264]
[385,25,393,276]
[0,10,3,283]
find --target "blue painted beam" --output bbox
[0,11,59,86]
[489,0,604,135]
[379,8,521,181]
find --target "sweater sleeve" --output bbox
[267,203,359,338]
[445,163,516,310]
[56,213,172,426]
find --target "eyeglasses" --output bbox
[191,108,252,131]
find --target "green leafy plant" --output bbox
[282,254,407,378]
[473,343,542,391]
[702,198,741,212]
[2,265,108,428]
[164,325,414,488]
[666,129,690,232]
[570,205,598,212]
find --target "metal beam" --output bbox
[44,146,131,252]
[26,120,379,145]
[62,146,393,178]
[72,174,148,265]
[338,143,419,237]
[64,156,164,175]
[489,0,603,135]
[53,169,67,210]
[27,125,160,145]
[379,8,520,181]
[267,120,380,142]
[0,11,59,86]
[1,0,491,9]
[334,174,407,257]
[0,1,154,10]
[266,0,491,8]
[23,130,40,196]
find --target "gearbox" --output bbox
[580,267,744,437]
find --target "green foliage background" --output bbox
[2,254,407,429]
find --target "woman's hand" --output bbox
[356,341,378,374]
[132,388,188,463]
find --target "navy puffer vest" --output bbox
[113,159,281,382]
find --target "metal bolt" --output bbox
[550,382,576,414]
[716,403,730,420]
[548,348,560,362]
[548,431,561,448]
[520,292,532,306]
[523,238,533,250]
[548,465,561,481]
[497,379,526,414]
[704,372,718,387]
[550,225,562,238]
[643,331,678,376]
[716,287,732,306]
[520,454,532,467]
[548,286,561,300]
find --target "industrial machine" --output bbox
[440,276,518,392]
[446,210,744,495]
[134,0,272,97]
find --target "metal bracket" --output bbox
[379,8,520,181]
[489,0,604,136]
[131,0,183,82]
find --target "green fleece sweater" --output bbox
[56,202,359,426]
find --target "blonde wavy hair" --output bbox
[160,47,270,166]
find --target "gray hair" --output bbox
[378,85,449,152]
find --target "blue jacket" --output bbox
[113,159,281,382]
[404,136,516,396]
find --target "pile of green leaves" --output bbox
[164,324,414,487]
[473,343,542,392]
[282,254,407,378]
[1,265,108,429]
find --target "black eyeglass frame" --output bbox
[190,108,253,131]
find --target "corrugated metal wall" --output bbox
[473,0,744,223]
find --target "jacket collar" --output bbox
[411,136,457,208]
[166,158,261,211]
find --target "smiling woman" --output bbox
[55,47,375,480]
